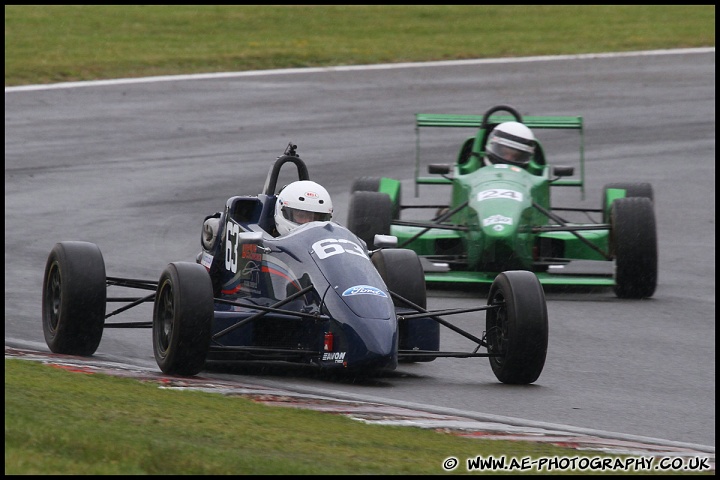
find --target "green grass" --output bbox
[4,5,715,86]
[6,358,617,475]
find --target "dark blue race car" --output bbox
[42,144,549,384]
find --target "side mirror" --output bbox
[428,164,451,175]
[552,165,574,177]
[237,231,264,244]
[373,234,398,248]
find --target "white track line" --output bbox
[5,47,714,93]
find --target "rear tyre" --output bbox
[351,176,402,219]
[486,271,548,384]
[42,241,106,356]
[372,248,437,362]
[153,262,214,375]
[611,197,657,299]
[602,182,654,223]
[351,176,382,193]
[347,191,393,249]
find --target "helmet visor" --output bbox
[489,143,533,165]
[282,207,332,225]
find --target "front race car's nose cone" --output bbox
[341,318,398,371]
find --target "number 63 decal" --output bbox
[312,238,367,260]
[225,220,241,273]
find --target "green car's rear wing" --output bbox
[414,113,585,197]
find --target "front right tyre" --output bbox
[153,262,214,375]
[486,271,548,384]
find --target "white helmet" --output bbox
[485,121,536,167]
[274,180,333,235]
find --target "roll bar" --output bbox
[262,143,311,195]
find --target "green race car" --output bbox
[347,105,657,299]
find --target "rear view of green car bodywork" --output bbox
[347,105,657,299]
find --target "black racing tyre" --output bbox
[602,182,654,223]
[42,241,106,356]
[153,262,214,375]
[350,176,382,193]
[486,271,548,384]
[611,197,657,299]
[347,191,393,249]
[372,248,427,310]
[372,248,437,362]
[351,176,402,220]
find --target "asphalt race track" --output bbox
[5,49,715,450]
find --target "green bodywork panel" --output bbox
[451,164,548,270]
[603,188,629,219]
[424,271,616,287]
[379,177,402,214]
[390,164,554,270]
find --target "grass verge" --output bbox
[4,5,715,86]
[5,358,620,475]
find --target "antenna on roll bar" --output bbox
[284,143,298,157]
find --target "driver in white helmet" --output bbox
[274,180,333,236]
[484,121,537,168]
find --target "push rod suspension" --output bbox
[212,284,315,341]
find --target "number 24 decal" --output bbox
[312,238,367,260]
[477,189,523,202]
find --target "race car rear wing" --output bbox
[413,113,585,197]
[415,113,583,129]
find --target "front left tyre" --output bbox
[42,241,106,356]
[610,197,657,299]
[371,248,427,310]
[372,248,438,362]
[153,262,214,375]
